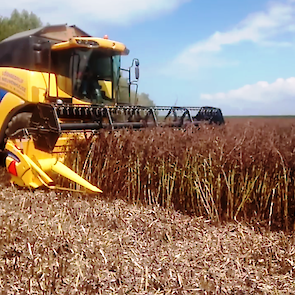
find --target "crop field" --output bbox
[1,117,295,293]
[64,116,295,230]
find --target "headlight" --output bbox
[76,39,99,47]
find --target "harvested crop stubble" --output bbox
[63,118,295,230]
[0,186,295,293]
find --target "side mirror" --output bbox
[131,58,140,80]
[33,43,42,65]
[135,65,139,80]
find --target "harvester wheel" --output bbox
[5,112,32,137]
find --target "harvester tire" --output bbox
[5,112,32,137]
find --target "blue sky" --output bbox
[3,0,295,115]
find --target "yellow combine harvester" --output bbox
[0,24,224,193]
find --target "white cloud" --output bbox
[1,0,189,26]
[200,77,295,115]
[167,0,295,75]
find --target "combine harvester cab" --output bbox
[0,24,224,192]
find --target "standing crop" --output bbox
[63,118,295,230]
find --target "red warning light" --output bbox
[103,35,109,39]
[7,161,17,176]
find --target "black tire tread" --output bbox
[5,112,32,137]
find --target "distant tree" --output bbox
[118,77,155,106]
[0,9,43,41]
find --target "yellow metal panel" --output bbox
[52,37,128,54]
[56,75,72,98]
[6,138,102,193]
[29,71,48,102]
[5,141,43,188]
[99,80,112,99]
[72,97,90,105]
[51,40,84,50]
[0,68,29,100]
[42,73,57,97]
[28,71,57,100]
[0,68,60,103]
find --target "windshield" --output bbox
[52,48,121,103]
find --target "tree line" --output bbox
[0,9,42,42]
